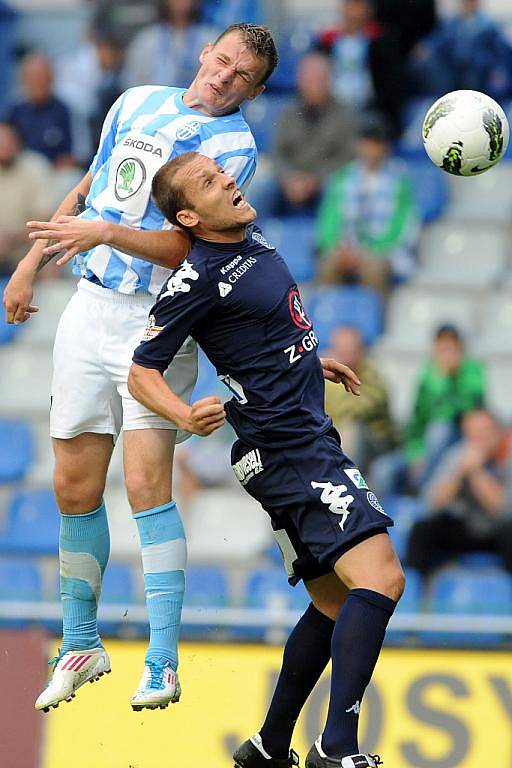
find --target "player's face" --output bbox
[177,156,256,233]
[191,32,267,115]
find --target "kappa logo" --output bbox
[311,481,354,531]
[161,260,199,298]
[344,468,369,490]
[218,281,232,298]
[176,121,201,141]
[115,157,146,201]
[345,700,361,715]
[367,491,386,515]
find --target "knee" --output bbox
[125,466,171,512]
[312,595,346,622]
[54,467,104,514]
[384,565,406,603]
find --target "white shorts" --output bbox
[50,278,197,441]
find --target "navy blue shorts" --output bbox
[231,428,393,585]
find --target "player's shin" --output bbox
[134,500,187,671]
[321,589,396,758]
[59,500,110,652]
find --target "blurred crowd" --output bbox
[2,0,512,587]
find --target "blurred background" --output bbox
[1,1,512,766]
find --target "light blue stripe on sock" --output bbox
[134,500,187,671]
[59,500,110,652]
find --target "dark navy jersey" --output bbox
[132,224,333,449]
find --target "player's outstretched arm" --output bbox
[26,218,192,270]
[128,363,225,436]
[320,357,361,396]
[3,172,93,324]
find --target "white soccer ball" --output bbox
[423,90,510,176]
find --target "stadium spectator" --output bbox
[89,31,125,150]
[92,0,159,45]
[0,122,52,276]
[0,1,16,119]
[411,0,512,100]
[317,0,404,135]
[122,0,217,89]
[249,51,358,217]
[316,117,418,292]
[373,0,437,56]
[8,54,74,168]
[406,409,512,575]
[324,325,395,473]
[371,324,486,497]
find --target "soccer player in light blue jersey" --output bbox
[3,23,278,713]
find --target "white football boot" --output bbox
[35,647,111,712]
[130,661,181,711]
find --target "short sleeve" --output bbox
[132,259,216,373]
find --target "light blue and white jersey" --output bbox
[76,85,257,295]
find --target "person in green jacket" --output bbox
[316,116,419,294]
[371,323,486,497]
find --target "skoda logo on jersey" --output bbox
[115,157,146,201]
[176,121,201,141]
[288,289,312,331]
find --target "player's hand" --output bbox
[3,268,38,324]
[320,358,361,396]
[26,217,110,265]
[187,396,226,436]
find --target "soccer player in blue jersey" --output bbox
[128,152,405,768]
[3,24,278,713]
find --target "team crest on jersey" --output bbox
[142,314,164,341]
[115,157,146,201]
[288,289,312,331]
[161,260,199,298]
[251,230,274,249]
[176,121,201,141]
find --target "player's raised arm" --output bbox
[128,364,225,436]
[26,217,193,270]
[3,171,93,324]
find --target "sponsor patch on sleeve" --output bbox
[142,314,164,341]
[344,468,369,490]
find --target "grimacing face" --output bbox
[188,32,267,115]
[176,156,256,233]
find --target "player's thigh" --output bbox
[123,428,177,513]
[305,571,349,621]
[333,532,405,603]
[51,287,122,440]
[53,432,114,514]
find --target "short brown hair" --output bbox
[151,152,198,227]
[213,23,278,84]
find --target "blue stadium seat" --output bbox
[265,25,314,92]
[243,93,294,153]
[398,98,434,158]
[0,556,42,600]
[184,565,229,607]
[101,563,136,604]
[0,556,43,628]
[384,495,425,562]
[405,158,448,223]
[306,285,383,347]
[0,419,34,483]
[425,567,512,647]
[261,216,316,283]
[245,567,309,612]
[387,567,423,646]
[0,488,59,555]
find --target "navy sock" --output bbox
[260,603,335,759]
[322,589,396,758]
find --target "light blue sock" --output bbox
[134,500,187,671]
[59,501,110,653]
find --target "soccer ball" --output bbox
[423,90,510,176]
